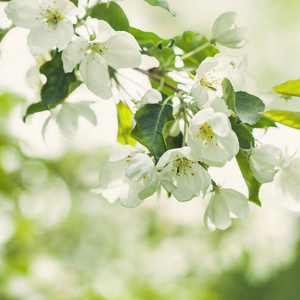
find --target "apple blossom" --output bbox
[204,188,249,230]
[157,147,211,201]
[62,19,141,99]
[5,0,79,55]
[187,108,239,167]
[211,11,247,48]
[249,144,285,184]
[274,156,300,211]
[99,145,158,208]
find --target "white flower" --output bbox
[62,19,141,99]
[204,188,249,230]
[135,89,162,109]
[99,145,158,208]
[187,108,239,167]
[157,147,211,201]
[5,0,79,55]
[42,101,97,139]
[191,54,256,107]
[211,11,247,48]
[249,144,285,184]
[274,156,300,211]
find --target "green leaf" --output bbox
[250,116,277,129]
[40,52,76,109]
[222,78,235,111]
[117,101,136,146]
[235,92,265,125]
[174,31,218,69]
[131,103,174,162]
[143,0,175,16]
[230,118,254,149]
[236,151,261,206]
[70,0,78,6]
[149,74,178,96]
[0,27,11,43]
[263,110,300,130]
[91,2,129,31]
[273,79,300,97]
[23,102,47,122]
[129,27,162,51]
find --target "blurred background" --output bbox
[0,0,300,299]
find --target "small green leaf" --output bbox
[250,116,277,129]
[129,27,162,51]
[175,31,218,69]
[263,110,300,130]
[91,2,129,31]
[235,92,265,125]
[40,52,76,109]
[222,78,235,111]
[131,103,174,162]
[149,74,178,96]
[143,0,175,16]
[117,101,136,146]
[0,27,12,43]
[230,118,254,149]
[236,151,261,206]
[273,79,300,97]
[23,102,47,122]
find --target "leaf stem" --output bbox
[180,41,211,61]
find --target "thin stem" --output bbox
[180,42,211,61]
[135,68,182,94]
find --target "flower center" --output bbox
[42,7,63,25]
[171,157,196,176]
[197,122,218,146]
[89,43,108,57]
[200,71,219,90]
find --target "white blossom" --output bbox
[187,108,239,167]
[99,145,158,208]
[5,0,79,55]
[62,19,141,99]
[204,188,249,230]
[249,144,285,184]
[135,89,162,109]
[157,147,211,201]
[274,155,300,211]
[191,54,257,108]
[211,11,247,48]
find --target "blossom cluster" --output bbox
[4,1,300,230]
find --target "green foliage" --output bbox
[273,79,300,97]
[143,0,175,16]
[222,78,236,111]
[91,2,129,31]
[250,116,277,129]
[230,118,254,149]
[235,92,265,125]
[175,32,218,69]
[0,27,11,43]
[236,151,261,206]
[40,52,76,109]
[70,0,78,6]
[129,27,163,51]
[263,110,300,129]
[23,101,47,122]
[117,101,136,146]
[131,103,174,162]
[162,120,183,150]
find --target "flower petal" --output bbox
[55,19,75,51]
[104,32,141,68]
[212,11,236,38]
[222,189,249,219]
[210,112,231,137]
[216,28,247,48]
[119,181,144,208]
[79,53,112,99]
[109,145,139,162]
[62,38,89,73]
[96,19,116,43]
[191,84,209,108]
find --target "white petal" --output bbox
[212,11,236,38]
[55,19,75,51]
[216,28,247,48]
[72,101,97,126]
[119,181,144,208]
[104,32,141,68]
[204,192,232,230]
[27,25,59,55]
[208,95,231,117]
[56,104,79,138]
[96,20,116,43]
[54,0,79,17]
[109,145,139,162]
[222,189,249,218]
[138,169,159,199]
[156,147,193,169]
[210,112,231,137]
[195,57,218,81]
[4,0,42,29]
[99,159,128,188]
[191,84,209,108]
[191,107,214,127]
[136,89,162,108]
[79,53,112,99]
[62,38,89,73]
